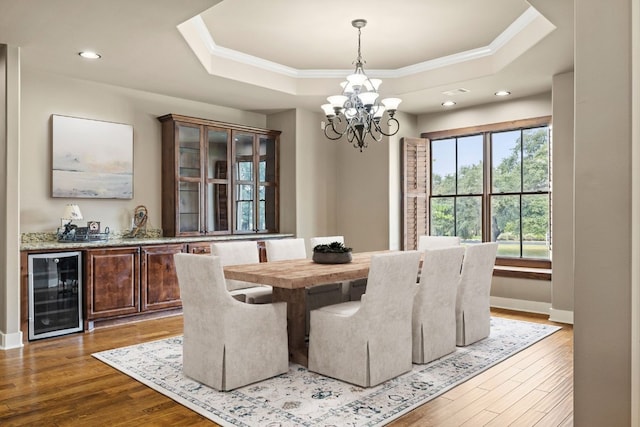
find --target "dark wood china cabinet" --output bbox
[158,114,280,237]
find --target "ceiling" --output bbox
[0,0,573,116]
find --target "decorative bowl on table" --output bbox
[312,242,353,264]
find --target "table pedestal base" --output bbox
[272,287,308,366]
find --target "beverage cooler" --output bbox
[28,251,83,340]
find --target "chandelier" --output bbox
[321,19,401,152]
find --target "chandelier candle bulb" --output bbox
[321,19,401,152]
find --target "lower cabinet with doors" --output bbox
[85,246,140,325]
[84,243,185,329]
[140,244,185,311]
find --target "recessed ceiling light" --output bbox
[79,51,101,59]
[495,90,511,97]
[441,100,457,107]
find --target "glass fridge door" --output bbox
[28,251,83,340]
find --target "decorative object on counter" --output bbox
[51,114,133,199]
[312,241,353,264]
[58,225,110,242]
[128,205,148,238]
[58,204,83,240]
[20,227,164,246]
[87,221,101,234]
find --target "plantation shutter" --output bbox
[402,137,429,250]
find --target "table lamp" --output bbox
[61,204,83,234]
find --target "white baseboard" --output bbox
[490,297,575,325]
[490,296,551,316]
[549,308,574,325]
[1,331,24,350]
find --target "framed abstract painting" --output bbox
[51,115,133,199]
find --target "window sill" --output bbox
[493,265,551,281]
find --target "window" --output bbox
[490,127,550,259]
[430,134,483,243]
[404,117,551,264]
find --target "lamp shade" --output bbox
[381,98,402,111]
[321,104,336,116]
[61,204,83,221]
[346,73,368,87]
[340,81,355,94]
[364,78,382,91]
[372,105,386,118]
[327,95,348,109]
[357,92,379,106]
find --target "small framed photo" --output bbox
[87,221,101,234]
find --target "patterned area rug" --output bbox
[93,317,560,427]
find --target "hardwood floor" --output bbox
[0,309,573,426]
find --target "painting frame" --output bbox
[51,114,134,199]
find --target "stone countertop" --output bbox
[20,233,294,252]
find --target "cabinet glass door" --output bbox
[234,132,255,232]
[206,128,230,233]
[178,181,200,233]
[177,124,202,234]
[258,134,278,232]
[178,125,201,178]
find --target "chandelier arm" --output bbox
[368,126,384,142]
[373,117,401,137]
[346,126,355,143]
[324,118,348,140]
[324,125,344,141]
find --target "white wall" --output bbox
[20,68,267,234]
[551,71,575,321]
[633,0,640,421]
[294,110,339,253]
[335,126,390,252]
[574,0,633,423]
[417,92,551,132]
[267,109,341,254]
[267,110,297,235]
[1,45,22,349]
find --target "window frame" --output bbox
[419,116,552,268]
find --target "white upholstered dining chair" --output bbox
[417,235,461,251]
[307,236,351,331]
[264,238,307,261]
[455,242,498,346]
[308,250,422,387]
[412,246,465,364]
[210,241,272,304]
[173,253,289,391]
[416,236,461,282]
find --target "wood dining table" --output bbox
[223,251,383,366]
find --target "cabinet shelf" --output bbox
[33,306,78,316]
[180,147,200,154]
[32,289,77,299]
